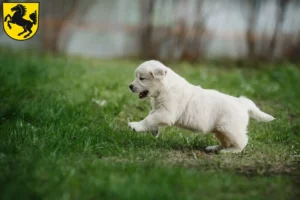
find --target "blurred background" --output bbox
[1,0,300,63]
[1,1,300,199]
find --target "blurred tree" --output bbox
[282,31,300,63]
[39,0,79,52]
[269,0,289,58]
[244,0,262,59]
[180,0,207,62]
[142,0,207,62]
[139,0,156,59]
[244,0,290,61]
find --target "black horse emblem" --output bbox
[4,4,37,38]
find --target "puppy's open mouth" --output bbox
[139,90,148,99]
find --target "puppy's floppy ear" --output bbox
[149,68,167,79]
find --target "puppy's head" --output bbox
[129,60,167,99]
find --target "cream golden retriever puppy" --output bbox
[128,60,274,153]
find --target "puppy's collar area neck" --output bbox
[149,91,161,98]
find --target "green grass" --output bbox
[0,49,300,200]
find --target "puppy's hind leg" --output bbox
[211,128,248,153]
[205,130,229,153]
[219,133,248,154]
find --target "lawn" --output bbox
[0,49,300,200]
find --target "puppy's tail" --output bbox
[238,96,275,122]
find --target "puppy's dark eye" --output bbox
[139,77,146,81]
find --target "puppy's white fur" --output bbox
[128,60,275,153]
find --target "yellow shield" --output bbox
[2,2,39,41]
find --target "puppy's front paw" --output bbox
[128,122,145,132]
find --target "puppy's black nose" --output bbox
[129,84,134,90]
